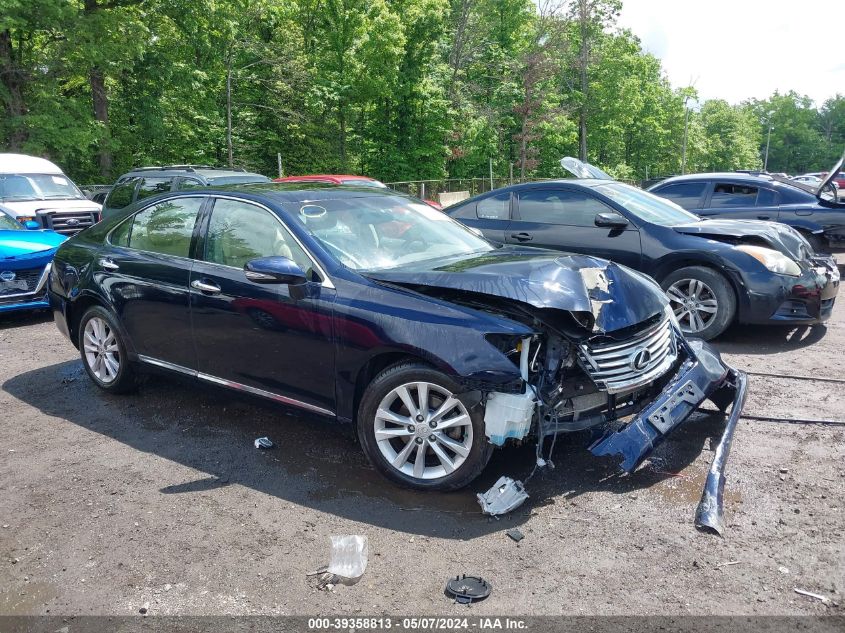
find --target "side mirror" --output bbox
[24,220,40,230]
[594,212,629,228]
[244,256,308,285]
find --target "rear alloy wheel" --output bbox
[661,266,735,341]
[78,306,138,393]
[358,363,492,491]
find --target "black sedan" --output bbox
[48,184,744,528]
[647,150,845,252]
[446,170,839,340]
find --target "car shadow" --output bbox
[0,310,52,330]
[3,360,727,539]
[713,323,828,355]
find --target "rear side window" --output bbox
[756,188,777,206]
[105,178,139,209]
[476,193,510,220]
[517,189,612,226]
[126,198,203,258]
[653,182,706,209]
[710,183,758,208]
[136,177,173,201]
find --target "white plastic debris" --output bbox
[327,535,368,582]
[794,588,830,604]
[254,437,274,449]
[477,476,528,517]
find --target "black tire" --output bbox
[78,306,138,394]
[661,266,736,341]
[357,362,493,491]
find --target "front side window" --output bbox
[710,183,758,207]
[477,193,510,220]
[127,198,203,258]
[136,177,172,201]
[106,178,139,209]
[204,198,313,274]
[653,182,706,209]
[517,189,611,226]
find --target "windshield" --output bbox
[595,183,700,226]
[0,209,22,230]
[288,195,494,271]
[0,174,85,201]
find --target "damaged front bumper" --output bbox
[589,337,748,534]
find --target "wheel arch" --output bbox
[652,255,743,324]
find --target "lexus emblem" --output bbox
[66,218,80,226]
[629,347,651,371]
[0,271,15,282]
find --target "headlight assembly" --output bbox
[735,245,801,277]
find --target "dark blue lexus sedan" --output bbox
[48,184,745,529]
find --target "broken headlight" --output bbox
[736,245,800,277]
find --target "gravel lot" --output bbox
[1,256,843,616]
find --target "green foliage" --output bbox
[0,0,840,184]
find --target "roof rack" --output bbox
[131,165,247,173]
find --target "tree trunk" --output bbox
[338,102,347,170]
[90,67,112,178]
[85,0,112,179]
[0,29,28,149]
[578,0,589,162]
[226,53,233,167]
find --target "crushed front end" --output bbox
[482,307,747,534]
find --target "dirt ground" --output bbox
[1,257,843,617]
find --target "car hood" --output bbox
[0,229,66,258]
[672,219,809,260]
[364,248,668,334]
[816,146,844,203]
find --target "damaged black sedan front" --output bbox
[49,184,745,532]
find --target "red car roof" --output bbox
[273,174,378,184]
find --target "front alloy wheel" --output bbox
[374,381,473,480]
[358,363,492,491]
[666,278,718,334]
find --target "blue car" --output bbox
[0,205,66,313]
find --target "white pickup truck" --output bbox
[0,154,102,235]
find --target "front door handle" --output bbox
[98,257,119,271]
[191,279,221,294]
[757,215,771,220]
[510,232,534,242]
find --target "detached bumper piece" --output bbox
[588,338,747,535]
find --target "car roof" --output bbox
[276,174,377,183]
[0,153,64,174]
[655,172,776,186]
[119,165,267,180]
[196,181,406,203]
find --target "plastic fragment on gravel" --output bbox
[477,476,528,517]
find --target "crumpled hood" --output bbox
[0,229,66,258]
[365,248,668,333]
[673,219,809,260]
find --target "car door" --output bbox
[650,181,707,211]
[446,192,512,243]
[700,181,776,220]
[100,195,204,368]
[189,196,337,414]
[507,187,642,269]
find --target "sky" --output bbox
[616,0,843,107]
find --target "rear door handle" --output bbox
[191,279,221,294]
[510,232,533,242]
[757,215,771,220]
[98,257,119,271]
